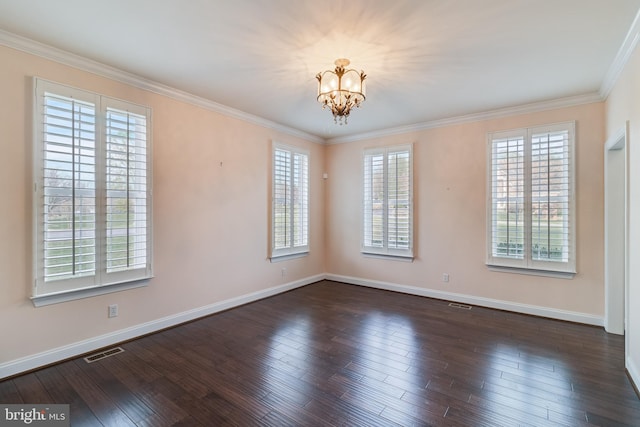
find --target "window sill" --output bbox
[31,277,151,307]
[270,251,309,263]
[362,252,414,262]
[487,264,576,279]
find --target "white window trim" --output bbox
[362,144,414,260]
[270,142,309,261]
[486,121,576,276]
[31,280,149,307]
[32,78,153,306]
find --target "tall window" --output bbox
[363,144,413,258]
[487,122,575,274]
[33,79,152,302]
[271,144,309,259]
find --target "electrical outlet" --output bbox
[281,268,287,278]
[442,273,450,283]
[108,304,119,318]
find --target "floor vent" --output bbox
[84,347,125,363]
[448,302,472,310]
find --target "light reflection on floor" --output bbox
[263,314,315,417]
[480,342,574,423]
[350,311,433,424]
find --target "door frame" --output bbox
[604,122,629,340]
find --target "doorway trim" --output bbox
[604,123,629,338]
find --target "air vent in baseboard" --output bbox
[448,302,472,310]
[84,347,125,363]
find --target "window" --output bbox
[271,143,309,259]
[487,122,575,274]
[33,79,152,304]
[362,144,413,258]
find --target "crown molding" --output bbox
[326,92,603,144]
[0,29,324,144]
[600,8,640,99]
[0,26,621,146]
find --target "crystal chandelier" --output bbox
[316,58,366,125]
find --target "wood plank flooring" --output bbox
[2,280,639,426]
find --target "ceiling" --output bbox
[1,0,639,141]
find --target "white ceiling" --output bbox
[1,0,639,141]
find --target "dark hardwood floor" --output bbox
[2,280,639,426]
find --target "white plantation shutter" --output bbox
[104,100,151,282]
[487,122,575,274]
[490,133,525,261]
[531,128,571,264]
[40,89,98,290]
[273,149,291,250]
[363,151,384,248]
[272,144,309,258]
[292,151,309,248]
[388,149,411,250]
[34,79,152,301]
[363,145,413,258]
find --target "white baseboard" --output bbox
[0,274,324,380]
[628,355,640,394]
[326,274,604,326]
[1,273,607,379]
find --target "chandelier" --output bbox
[316,58,366,125]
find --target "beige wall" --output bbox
[325,103,605,316]
[0,41,612,378]
[0,45,325,367]
[606,40,640,385]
